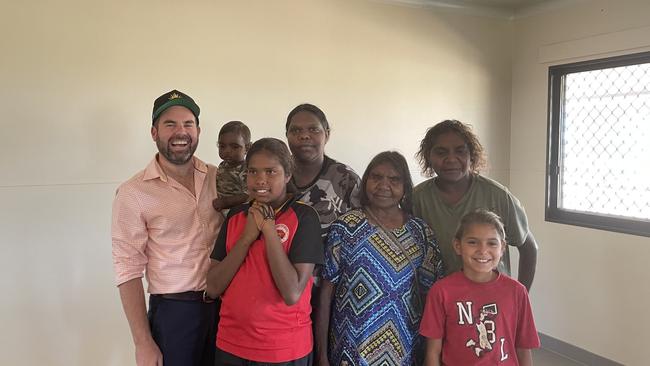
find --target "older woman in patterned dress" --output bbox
[315,151,444,366]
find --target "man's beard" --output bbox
[156,135,198,165]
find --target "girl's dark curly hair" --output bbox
[415,119,486,177]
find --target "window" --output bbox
[546,51,650,237]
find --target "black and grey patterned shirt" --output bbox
[293,156,361,239]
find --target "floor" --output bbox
[533,348,585,365]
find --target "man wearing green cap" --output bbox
[112,90,224,366]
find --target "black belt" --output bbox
[152,291,205,302]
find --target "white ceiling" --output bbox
[424,0,552,10]
[378,0,580,19]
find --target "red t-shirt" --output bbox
[211,199,323,362]
[420,271,540,365]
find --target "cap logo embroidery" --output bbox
[168,92,182,100]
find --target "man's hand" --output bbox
[118,279,162,366]
[135,338,163,366]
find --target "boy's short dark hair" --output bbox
[219,121,251,144]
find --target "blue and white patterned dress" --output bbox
[323,209,444,366]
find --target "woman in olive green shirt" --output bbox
[412,119,538,291]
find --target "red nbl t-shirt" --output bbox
[420,271,540,365]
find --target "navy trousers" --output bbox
[148,295,220,366]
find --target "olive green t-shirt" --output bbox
[412,174,529,275]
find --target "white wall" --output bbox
[511,0,650,365]
[0,1,514,364]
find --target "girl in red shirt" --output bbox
[207,138,323,365]
[420,209,540,365]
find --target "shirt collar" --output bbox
[143,154,207,182]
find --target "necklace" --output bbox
[365,206,405,231]
[273,194,294,215]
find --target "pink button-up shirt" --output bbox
[112,155,224,294]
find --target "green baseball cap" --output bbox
[152,89,200,125]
